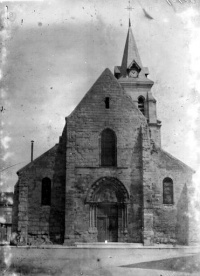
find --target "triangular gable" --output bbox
[67,68,146,120]
[127,60,141,71]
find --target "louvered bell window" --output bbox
[138,96,145,115]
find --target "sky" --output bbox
[0,0,200,192]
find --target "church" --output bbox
[12,20,196,246]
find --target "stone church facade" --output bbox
[12,22,196,246]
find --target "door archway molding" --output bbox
[86,177,129,204]
[86,177,129,241]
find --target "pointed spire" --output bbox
[120,22,143,77]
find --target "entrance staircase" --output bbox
[75,242,143,248]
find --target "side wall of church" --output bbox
[12,142,66,245]
[12,181,19,234]
[151,149,193,245]
[64,70,146,244]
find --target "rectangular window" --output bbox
[105,97,110,109]
[42,178,51,206]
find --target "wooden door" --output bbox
[97,204,118,242]
[108,216,118,242]
[97,217,107,242]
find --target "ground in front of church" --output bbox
[1,245,200,276]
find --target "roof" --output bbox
[120,25,143,77]
[116,23,153,84]
[157,148,195,173]
[17,144,58,174]
[67,68,147,122]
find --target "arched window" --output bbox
[41,177,51,206]
[101,129,117,167]
[138,96,145,115]
[163,177,173,204]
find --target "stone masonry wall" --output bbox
[151,148,193,245]
[13,142,66,245]
[141,126,154,245]
[12,68,195,246]
[64,68,147,244]
[13,173,29,245]
[12,181,19,233]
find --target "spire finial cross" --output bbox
[125,0,134,26]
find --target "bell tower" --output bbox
[114,20,161,146]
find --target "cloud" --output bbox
[178,7,200,241]
[1,136,11,149]
[2,151,14,161]
[1,0,200,193]
[178,8,200,169]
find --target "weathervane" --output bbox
[125,0,134,26]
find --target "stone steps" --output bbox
[75,242,144,248]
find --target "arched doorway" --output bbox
[86,177,129,242]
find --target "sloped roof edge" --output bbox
[159,148,195,173]
[66,68,147,121]
[17,144,59,174]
